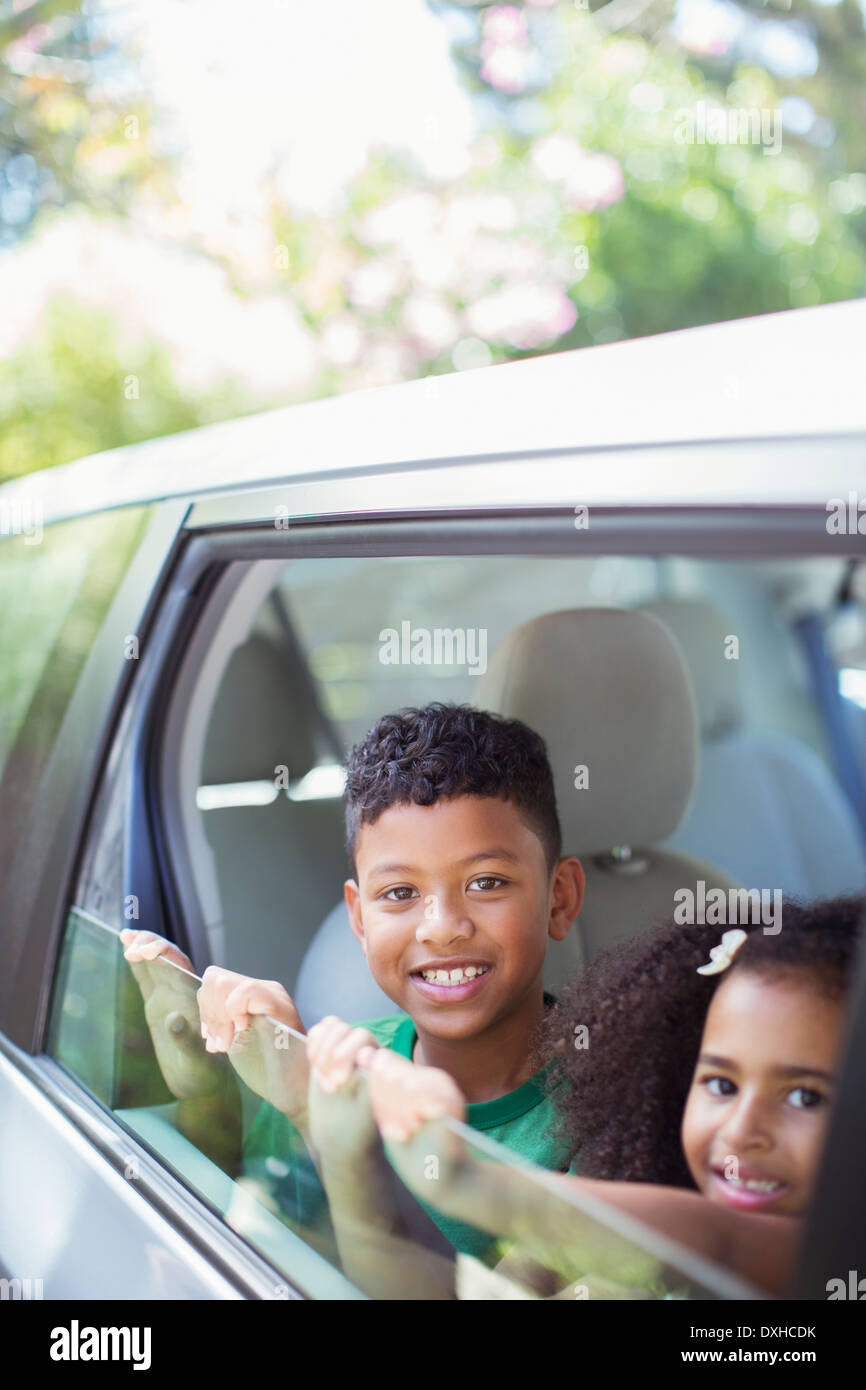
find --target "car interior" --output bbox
[156,551,866,1024]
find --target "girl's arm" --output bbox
[367,1049,799,1296]
[548,1173,801,1296]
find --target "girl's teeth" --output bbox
[725,1175,781,1192]
[421,966,489,986]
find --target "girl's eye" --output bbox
[469,876,506,891]
[789,1086,825,1110]
[381,886,416,902]
[705,1076,737,1098]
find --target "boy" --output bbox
[124,701,584,1258]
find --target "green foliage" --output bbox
[0,297,259,483]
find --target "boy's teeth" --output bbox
[420,965,489,985]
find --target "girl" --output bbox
[316,896,863,1296]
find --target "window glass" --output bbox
[49,909,361,1298]
[185,551,866,1004]
[275,554,659,747]
[48,907,739,1300]
[0,508,149,851]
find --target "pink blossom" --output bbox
[467,281,577,350]
[480,44,530,94]
[564,152,625,212]
[483,6,528,44]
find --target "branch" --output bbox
[0,0,82,51]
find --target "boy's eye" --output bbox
[381,886,417,902]
[468,876,506,891]
[788,1086,825,1110]
[705,1076,737,1098]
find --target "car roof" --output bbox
[2,298,865,527]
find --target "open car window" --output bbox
[47,907,758,1301]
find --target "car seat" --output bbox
[639,598,866,901]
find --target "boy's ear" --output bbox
[344,879,367,956]
[548,857,585,942]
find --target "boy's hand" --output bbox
[306,1017,381,1169]
[195,967,308,1123]
[306,1016,378,1091]
[121,929,225,1101]
[121,930,242,1170]
[366,1051,465,1142]
[305,1020,458,1301]
[121,929,194,975]
[196,967,304,1052]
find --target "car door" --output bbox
[3,437,865,1301]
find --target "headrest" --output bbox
[637,600,743,740]
[201,634,318,786]
[473,608,698,856]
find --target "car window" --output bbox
[47,907,744,1300]
[180,550,866,997]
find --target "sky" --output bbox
[106,0,477,222]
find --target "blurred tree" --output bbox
[393,0,866,349]
[2,0,864,484]
[430,0,866,177]
[0,297,258,480]
[0,0,169,248]
[0,2,258,484]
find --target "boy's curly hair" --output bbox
[535,895,865,1189]
[344,701,561,876]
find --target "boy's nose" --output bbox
[416,893,474,943]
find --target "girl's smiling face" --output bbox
[681,968,844,1217]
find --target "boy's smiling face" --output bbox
[345,793,583,1043]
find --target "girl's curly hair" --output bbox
[534,894,865,1190]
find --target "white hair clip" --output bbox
[696,928,748,976]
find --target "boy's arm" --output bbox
[121,931,243,1172]
[123,933,311,1165]
[305,1020,456,1299]
[195,962,316,1151]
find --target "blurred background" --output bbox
[1,0,864,485]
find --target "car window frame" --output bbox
[8,468,866,1300]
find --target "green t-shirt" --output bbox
[243,999,569,1264]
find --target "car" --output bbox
[1,297,865,1301]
